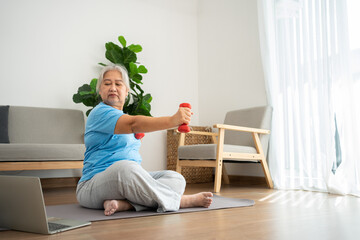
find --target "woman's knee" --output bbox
[109,160,150,186]
[169,170,186,184]
[109,160,142,177]
[175,171,186,189]
[161,170,186,190]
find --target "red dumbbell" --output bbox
[135,133,145,140]
[178,103,191,133]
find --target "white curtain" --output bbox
[257,0,360,196]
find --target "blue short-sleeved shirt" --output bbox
[79,102,142,182]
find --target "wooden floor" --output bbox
[1,179,360,240]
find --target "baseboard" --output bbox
[40,177,80,189]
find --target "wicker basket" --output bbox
[167,126,214,183]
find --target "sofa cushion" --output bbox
[0,105,10,143]
[8,106,85,144]
[178,144,257,160]
[0,144,85,161]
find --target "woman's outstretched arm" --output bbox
[114,107,192,134]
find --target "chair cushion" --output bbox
[178,144,257,160]
[0,106,10,143]
[0,144,85,161]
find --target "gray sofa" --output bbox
[0,106,86,171]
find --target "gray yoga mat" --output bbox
[45,195,254,222]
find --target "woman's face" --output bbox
[99,70,129,109]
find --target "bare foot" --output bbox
[180,192,213,208]
[103,199,134,216]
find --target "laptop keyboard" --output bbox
[48,222,71,231]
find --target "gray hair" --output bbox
[96,64,130,93]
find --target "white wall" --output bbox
[198,0,268,176]
[0,0,268,178]
[0,0,199,177]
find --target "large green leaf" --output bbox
[122,48,137,63]
[105,42,124,64]
[106,49,124,64]
[79,91,93,96]
[129,62,138,77]
[138,65,148,74]
[72,93,83,103]
[141,96,151,108]
[90,78,98,92]
[118,36,127,47]
[128,44,142,53]
[135,102,151,116]
[78,84,92,92]
[132,74,143,84]
[83,96,96,107]
[143,93,152,103]
[105,42,122,51]
[124,102,135,115]
[139,102,151,116]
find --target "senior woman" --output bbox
[76,64,213,216]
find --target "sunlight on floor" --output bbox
[259,190,360,210]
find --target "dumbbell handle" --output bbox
[178,103,191,133]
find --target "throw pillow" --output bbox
[0,105,10,143]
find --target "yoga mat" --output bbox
[45,195,254,222]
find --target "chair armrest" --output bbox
[213,124,270,134]
[176,129,218,145]
[176,130,218,137]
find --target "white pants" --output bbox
[76,160,186,212]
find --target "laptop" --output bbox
[0,175,91,234]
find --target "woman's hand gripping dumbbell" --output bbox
[178,103,192,133]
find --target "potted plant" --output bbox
[73,35,152,118]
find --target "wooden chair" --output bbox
[176,106,273,192]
